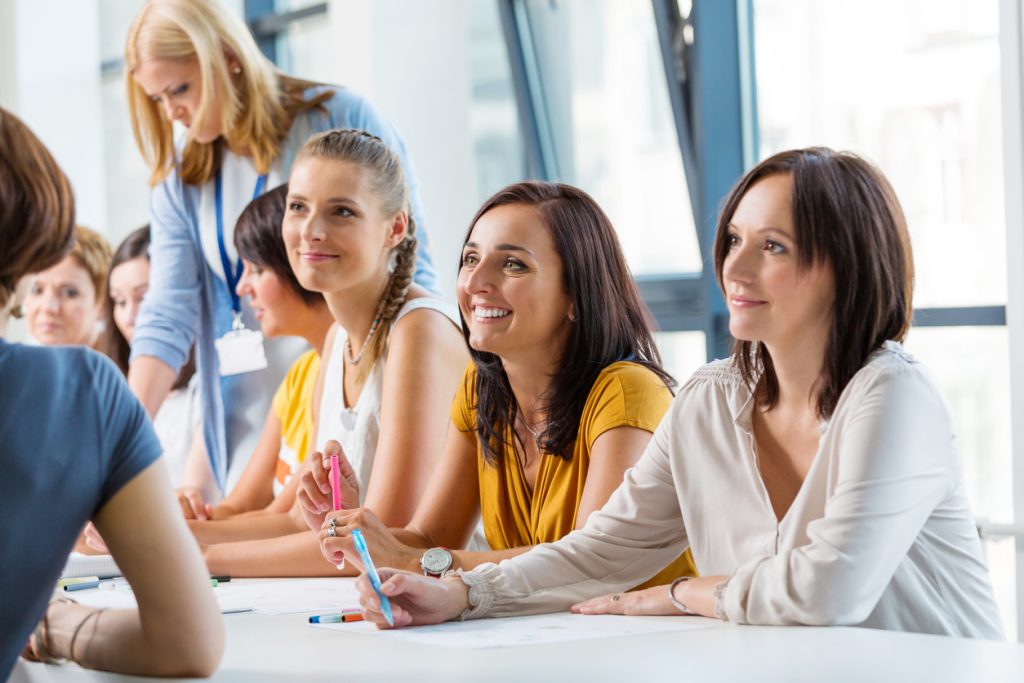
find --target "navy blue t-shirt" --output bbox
[0,340,161,677]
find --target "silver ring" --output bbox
[327,526,337,538]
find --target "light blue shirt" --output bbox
[131,86,439,491]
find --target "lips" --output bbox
[471,304,512,322]
[729,295,766,309]
[300,251,339,262]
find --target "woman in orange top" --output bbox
[300,181,694,586]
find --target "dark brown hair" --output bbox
[234,183,323,307]
[466,181,674,465]
[102,226,194,390]
[0,108,76,308]
[712,147,914,418]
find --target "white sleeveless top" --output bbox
[315,298,461,504]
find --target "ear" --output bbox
[224,49,242,75]
[385,211,409,249]
[567,302,576,323]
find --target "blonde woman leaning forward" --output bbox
[1,109,221,678]
[303,181,694,588]
[354,148,1003,640]
[199,130,468,576]
[124,0,439,493]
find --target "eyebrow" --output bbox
[727,223,794,240]
[462,241,536,258]
[287,194,359,205]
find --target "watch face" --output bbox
[422,548,452,574]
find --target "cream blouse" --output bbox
[461,342,1004,639]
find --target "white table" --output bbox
[10,579,1024,683]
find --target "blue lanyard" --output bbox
[215,170,267,316]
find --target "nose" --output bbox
[723,240,757,286]
[43,291,61,314]
[460,259,496,296]
[126,300,141,329]
[236,263,254,299]
[160,97,183,123]
[299,212,326,244]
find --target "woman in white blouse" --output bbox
[353,147,1003,639]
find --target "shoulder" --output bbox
[579,361,673,438]
[288,348,321,380]
[298,85,371,126]
[835,341,945,418]
[389,294,461,347]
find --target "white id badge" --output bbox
[215,328,268,376]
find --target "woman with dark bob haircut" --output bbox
[353,148,1003,641]
[0,109,222,676]
[307,180,695,587]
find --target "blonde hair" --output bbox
[68,226,114,304]
[295,129,418,380]
[124,0,330,187]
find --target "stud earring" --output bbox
[232,66,242,75]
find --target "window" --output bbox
[517,0,702,276]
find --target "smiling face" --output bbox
[235,259,306,338]
[282,157,404,296]
[722,173,834,352]
[132,57,224,144]
[24,255,103,346]
[457,203,574,362]
[108,256,150,344]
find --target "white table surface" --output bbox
[10,579,1024,683]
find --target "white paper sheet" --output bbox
[314,612,721,648]
[73,578,360,615]
[62,553,121,579]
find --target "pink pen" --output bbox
[328,454,345,570]
[329,454,343,511]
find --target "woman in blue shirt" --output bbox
[0,108,222,679]
[123,0,438,493]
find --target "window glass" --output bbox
[902,325,1014,638]
[754,0,1004,308]
[522,0,701,275]
[653,330,707,387]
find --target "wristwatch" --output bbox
[420,547,453,577]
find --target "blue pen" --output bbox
[351,528,394,626]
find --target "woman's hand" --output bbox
[82,522,109,553]
[318,507,421,571]
[356,569,470,629]
[572,576,723,617]
[296,440,360,532]
[176,487,213,521]
[571,585,681,616]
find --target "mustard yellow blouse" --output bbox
[451,361,696,587]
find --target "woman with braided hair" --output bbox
[285,128,471,563]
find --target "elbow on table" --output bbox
[150,619,225,678]
[784,586,876,627]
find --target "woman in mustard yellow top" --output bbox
[302,181,694,587]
